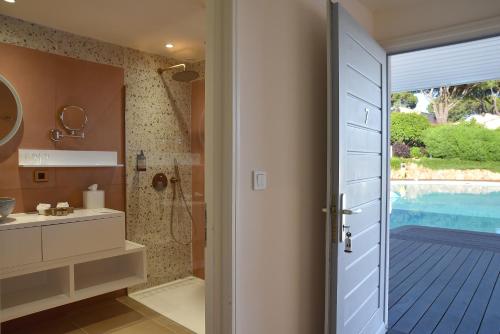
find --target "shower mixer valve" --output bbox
[152,173,168,191]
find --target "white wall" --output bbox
[234,0,372,333]
[335,0,374,34]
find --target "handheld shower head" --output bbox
[170,158,181,184]
[174,158,181,179]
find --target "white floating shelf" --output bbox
[0,241,146,322]
[18,149,123,167]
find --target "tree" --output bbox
[421,84,476,124]
[430,81,500,121]
[442,81,500,121]
[390,112,430,146]
[391,92,417,111]
[469,80,500,115]
[447,99,482,122]
[486,80,500,115]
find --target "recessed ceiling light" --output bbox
[165,43,174,49]
[4,0,16,3]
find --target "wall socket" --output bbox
[34,170,49,182]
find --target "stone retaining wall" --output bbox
[391,163,500,181]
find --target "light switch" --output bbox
[253,170,267,191]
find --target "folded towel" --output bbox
[36,203,51,215]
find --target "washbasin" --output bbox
[0,197,16,219]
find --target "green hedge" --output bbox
[391,157,403,169]
[410,147,423,158]
[422,122,500,161]
[391,112,430,147]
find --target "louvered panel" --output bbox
[391,35,500,92]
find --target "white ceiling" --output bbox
[0,0,206,61]
[391,35,500,92]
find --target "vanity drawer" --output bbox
[42,217,125,261]
[0,227,42,270]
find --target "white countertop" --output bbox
[0,208,124,231]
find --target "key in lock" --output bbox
[345,231,352,253]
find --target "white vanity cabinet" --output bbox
[0,209,146,322]
[42,216,125,261]
[0,227,42,269]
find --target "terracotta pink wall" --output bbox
[191,79,205,279]
[0,42,125,213]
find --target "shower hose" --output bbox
[169,158,196,245]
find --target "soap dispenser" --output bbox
[136,150,146,171]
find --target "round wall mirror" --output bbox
[59,105,87,135]
[0,75,23,146]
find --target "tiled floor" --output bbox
[1,297,194,334]
[130,276,205,334]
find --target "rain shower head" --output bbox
[172,70,199,82]
[158,63,199,82]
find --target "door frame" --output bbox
[205,0,237,333]
[382,15,500,333]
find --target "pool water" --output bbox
[390,182,500,234]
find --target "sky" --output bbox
[415,93,430,113]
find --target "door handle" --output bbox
[341,208,362,215]
[322,195,362,244]
[322,208,362,215]
[338,194,362,242]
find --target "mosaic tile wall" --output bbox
[0,14,205,290]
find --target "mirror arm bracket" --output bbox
[49,129,85,142]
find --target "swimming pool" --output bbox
[390,181,500,234]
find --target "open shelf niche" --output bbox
[74,252,145,299]
[0,267,70,320]
[0,241,146,322]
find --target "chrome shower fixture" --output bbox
[157,64,200,82]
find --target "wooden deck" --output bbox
[388,226,500,334]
